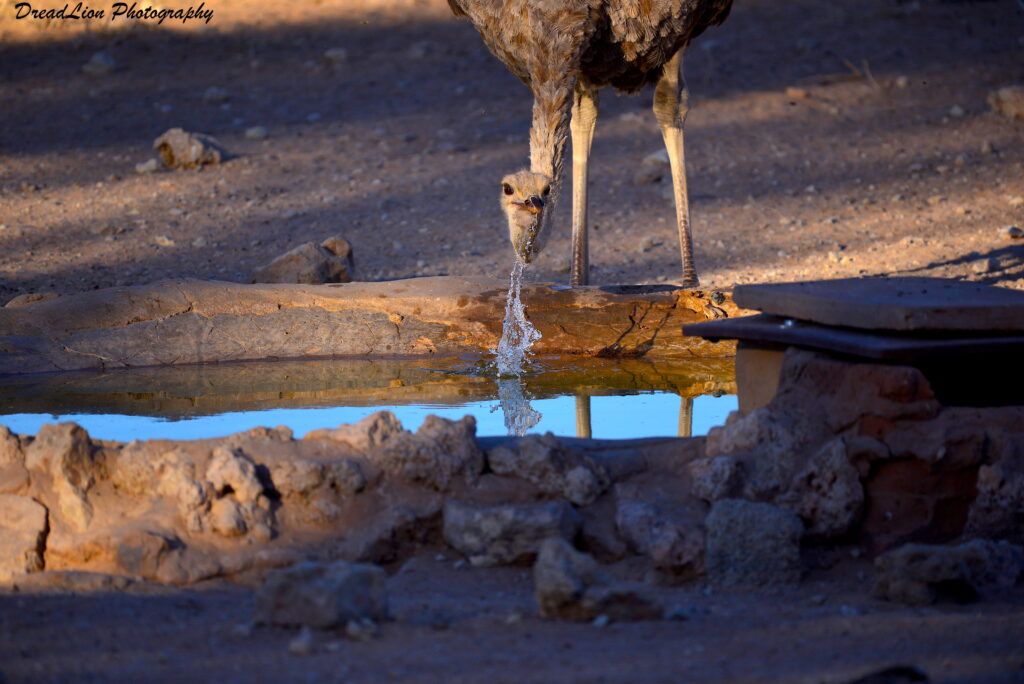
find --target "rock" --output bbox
[369,415,483,491]
[306,410,404,451]
[779,438,864,538]
[705,499,803,587]
[967,453,1024,543]
[873,539,1024,605]
[999,225,1023,240]
[324,47,349,63]
[988,86,1024,120]
[135,159,160,174]
[344,617,379,641]
[154,235,176,248]
[0,426,28,494]
[25,422,98,532]
[153,128,225,169]
[0,495,48,582]
[4,292,63,308]
[251,237,354,285]
[206,448,264,503]
[82,51,115,76]
[443,500,581,567]
[288,627,315,656]
[245,126,268,140]
[209,497,247,537]
[486,433,609,506]
[948,104,965,118]
[614,497,705,580]
[688,454,743,502]
[533,538,663,621]
[202,86,229,104]
[971,258,997,274]
[255,561,389,629]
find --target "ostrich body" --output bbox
[449,0,733,286]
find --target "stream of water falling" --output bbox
[494,258,544,436]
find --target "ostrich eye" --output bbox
[502,183,514,195]
[542,185,551,197]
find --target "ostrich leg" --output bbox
[569,83,599,287]
[654,50,698,287]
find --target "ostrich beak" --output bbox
[522,195,544,214]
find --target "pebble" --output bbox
[82,51,115,76]
[784,86,809,99]
[894,75,909,89]
[154,235,176,247]
[324,47,348,63]
[345,618,379,641]
[926,195,945,206]
[591,614,610,628]
[839,605,862,617]
[642,149,670,166]
[638,236,664,253]
[192,236,208,248]
[980,140,994,155]
[202,86,230,104]
[808,594,827,606]
[230,622,254,638]
[288,627,315,656]
[306,112,322,123]
[504,611,523,625]
[999,225,1023,240]
[972,258,997,274]
[245,126,268,140]
[135,159,160,174]
[1009,196,1024,207]
[949,104,965,118]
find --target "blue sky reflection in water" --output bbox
[0,392,737,442]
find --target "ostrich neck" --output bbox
[529,78,575,185]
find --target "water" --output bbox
[494,258,545,434]
[495,259,542,377]
[0,357,737,442]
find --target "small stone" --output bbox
[153,128,224,169]
[980,140,994,155]
[255,561,389,629]
[637,235,664,253]
[894,75,909,89]
[591,614,610,628]
[784,86,809,99]
[192,236,208,248]
[154,235,176,248]
[926,195,945,206]
[971,258,997,274]
[504,611,523,625]
[82,51,115,76]
[999,225,1023,240]
[288,627,315,656]
[808,594,827,606]
[324,47,348,63]
[306,113,322,123]
[344,617,379,641]
[948,104,965,118]
[642,149,670,166]
[1009,196,1024,207]
[203,86,230,104]
[443,500,581,567]
[135,159,160,175]
[231,622,254,638]
[245,126,268,140]
[988,85,1024,120]
[251,239,354,285]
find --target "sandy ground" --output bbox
[1,0,1023,301]
[3,1,1024,681]
[2,548,1024,684]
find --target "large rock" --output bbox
[24,423,99,532]
[251,236,355,285]
[873,539,1024,605]
[306,411,404,452]
[206,447,265,503]
[966,439,1024,544]
[254,561,389,628]
[0,277,739,375]
[778,438,864,538]
[443,500,581,567]
[533,538,663,621]
[0,494,48,582]
[614,481,706,580]
[0,426,28,494]
[705,499,803,588]
[367,415,483,491]
[487,433,610,506]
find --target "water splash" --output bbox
[495,258,542,377]
[494,258,543,435]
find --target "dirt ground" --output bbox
[1,0,1023,300]
[3,0,1024,682]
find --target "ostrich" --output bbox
[449,0,733,287]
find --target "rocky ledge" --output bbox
[0,277,740,375]
[0,349,1021,625]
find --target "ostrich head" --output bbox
[500,170,552,264]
